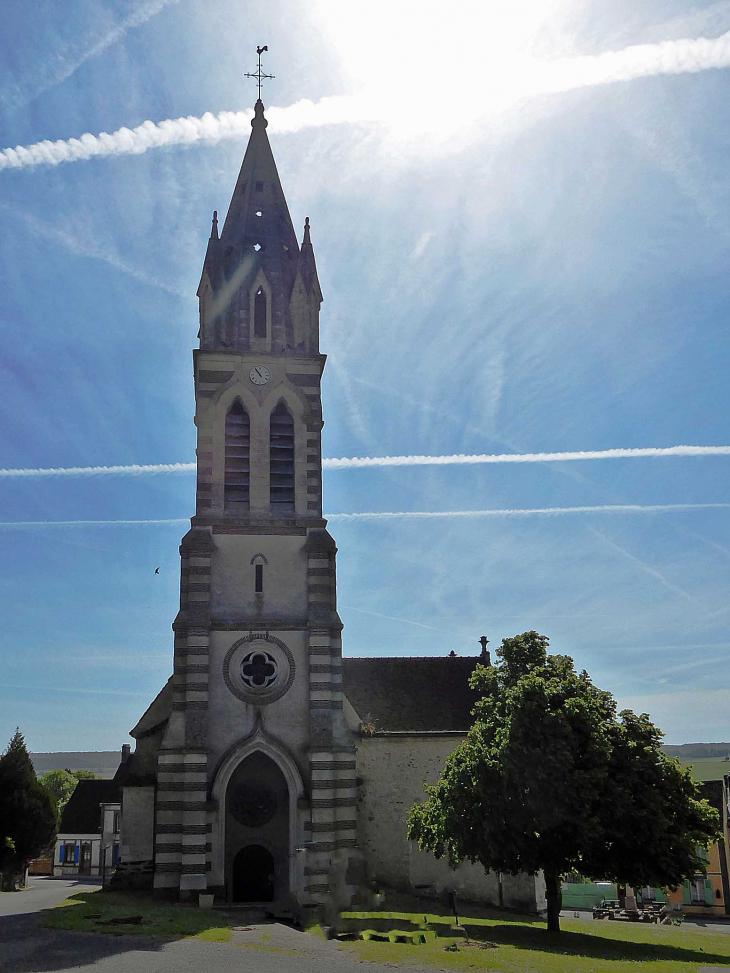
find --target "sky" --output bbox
[1,0,729,751]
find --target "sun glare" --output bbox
[312,0,573,137]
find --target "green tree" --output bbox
[0,730,57,889]
[39,769,99,816]
[407,632,720,933]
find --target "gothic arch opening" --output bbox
[269,402,295,515]
[254,286,267,338]
[225,751,289,903]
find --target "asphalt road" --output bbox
[0,877,431,973]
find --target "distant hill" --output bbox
[27,744,730,781]
[30,751,121,779]
[663,743,730,759]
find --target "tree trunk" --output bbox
[544,868,562,933]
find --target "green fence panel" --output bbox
[561,883,618,909]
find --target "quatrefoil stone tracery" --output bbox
[241,650,278,689]
[222,633,296,705]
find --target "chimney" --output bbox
[121,744,131,762]
[479,636,491,666]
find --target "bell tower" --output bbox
[152,82,356,902]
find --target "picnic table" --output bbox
[592,899,662,923]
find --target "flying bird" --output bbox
[154,567,160,575]
[257,45,268,55]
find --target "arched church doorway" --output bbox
[224,750,290,903]
[232,845,275,902]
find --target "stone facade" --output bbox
[121,98,545,914]
[354,733,545,911]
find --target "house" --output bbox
[53,747,130,880]
[561,778,730,915]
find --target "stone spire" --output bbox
[198,99,304,352]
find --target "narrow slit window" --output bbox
[255,563,263,593]
[270,402,295,514]
[224,401,250,511]
[254,286,267,338]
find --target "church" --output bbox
[118,90,545,915]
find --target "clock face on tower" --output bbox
[249,365,271,385]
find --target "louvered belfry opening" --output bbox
[224,401,250,511]
[270,402,295,515]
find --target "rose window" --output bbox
[229,780,277,827]
[240,650,278,689]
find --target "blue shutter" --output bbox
[74,844,80,864]
[58,845,65,864]
[113,843,120,865]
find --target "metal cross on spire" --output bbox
[244,45,275,101]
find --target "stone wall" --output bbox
[121,786,155,863]
[355,734,545,913]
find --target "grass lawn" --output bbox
[335,902,730,972]
[42,889,232,941]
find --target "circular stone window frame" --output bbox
[228,777,278,828]
[222,632,296,705]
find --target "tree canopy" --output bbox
[0,730,57,889]
[407,632,720,933]
[39,768,98,815]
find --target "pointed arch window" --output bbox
[224,401,250,511]
[270,402,295,514]
[254,286,267,338]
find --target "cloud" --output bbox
[4,29,730,170]
[2,0,181,109]
[1,445,728,479]
[616,688,730,743]
[0,504,727,530]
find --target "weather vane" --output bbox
[245,45,275,101]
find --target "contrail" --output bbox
[1,445,728,479]
[0,503,727,529]
[0,204,188,298]
[2,0,181,110]
[587,526,700,605]
[323,445,730,470]
[328,504,730,521]
[4,29,730,171]
[4,683,152,697]
[0,463,196,478]
[0,518,188,528]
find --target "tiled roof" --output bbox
[342,656,482,732]
[58,779,121,835]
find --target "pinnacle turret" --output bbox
[296,217,322,299]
